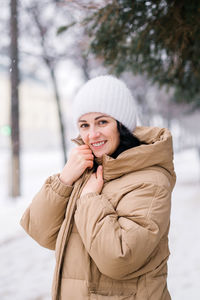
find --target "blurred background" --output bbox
[0,0,200,299]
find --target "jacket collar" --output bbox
[71,126,176,186]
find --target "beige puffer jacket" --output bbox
[20,126,176,300]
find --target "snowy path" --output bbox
[0,149,200,299]
[168,183,200,300]
[0,231,54,300]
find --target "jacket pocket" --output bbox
[89,280,137,300]
[90,293,135,300]
[88,265,137,300]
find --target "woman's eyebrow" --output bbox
[79,115,109,122]
[95,115,110,120]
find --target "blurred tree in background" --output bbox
[82,0,200,107]
[22,0,70,163]
[57,0,200,157]
[10,0,20,197]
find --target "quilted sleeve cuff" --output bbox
[49,174,73,198]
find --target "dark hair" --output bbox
[111,121,144,158]
[93,121,145,170]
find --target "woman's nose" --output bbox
[88,128,100,139]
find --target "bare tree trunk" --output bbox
[28,5,67,164]
[197,146,200,183]
[82,54,90,81]
[10,0,20,197]
[50,67,67,164]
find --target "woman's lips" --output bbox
[91,140,107,148]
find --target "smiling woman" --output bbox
[78,113,120,158]
[20,75,176,300]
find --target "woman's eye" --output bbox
[99,120,107,125]
[80,124,88,128]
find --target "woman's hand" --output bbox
[59,144,94,186]
[80,165,104,197]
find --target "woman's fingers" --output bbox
[96,165,103,179]
[78,144,91,149]
[76,148,93,154]
[77,144,92,153]
[80,154,94,161]
[59,144,94,185]
[80,165,104,196]
[75,146,93,158]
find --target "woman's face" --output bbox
[78,112,120,158]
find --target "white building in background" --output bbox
[0,69,73,152]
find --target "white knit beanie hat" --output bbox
[72,75,137,132]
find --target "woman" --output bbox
[20,75,176,300]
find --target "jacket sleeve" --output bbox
[74,183,171,280]
[20,174,73,250]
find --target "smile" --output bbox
[91,141,106,147]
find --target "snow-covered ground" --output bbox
[0,148,200,300]
[0,151,62,300]
[168,149,200,300]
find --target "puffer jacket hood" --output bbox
[73,126,176,187]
